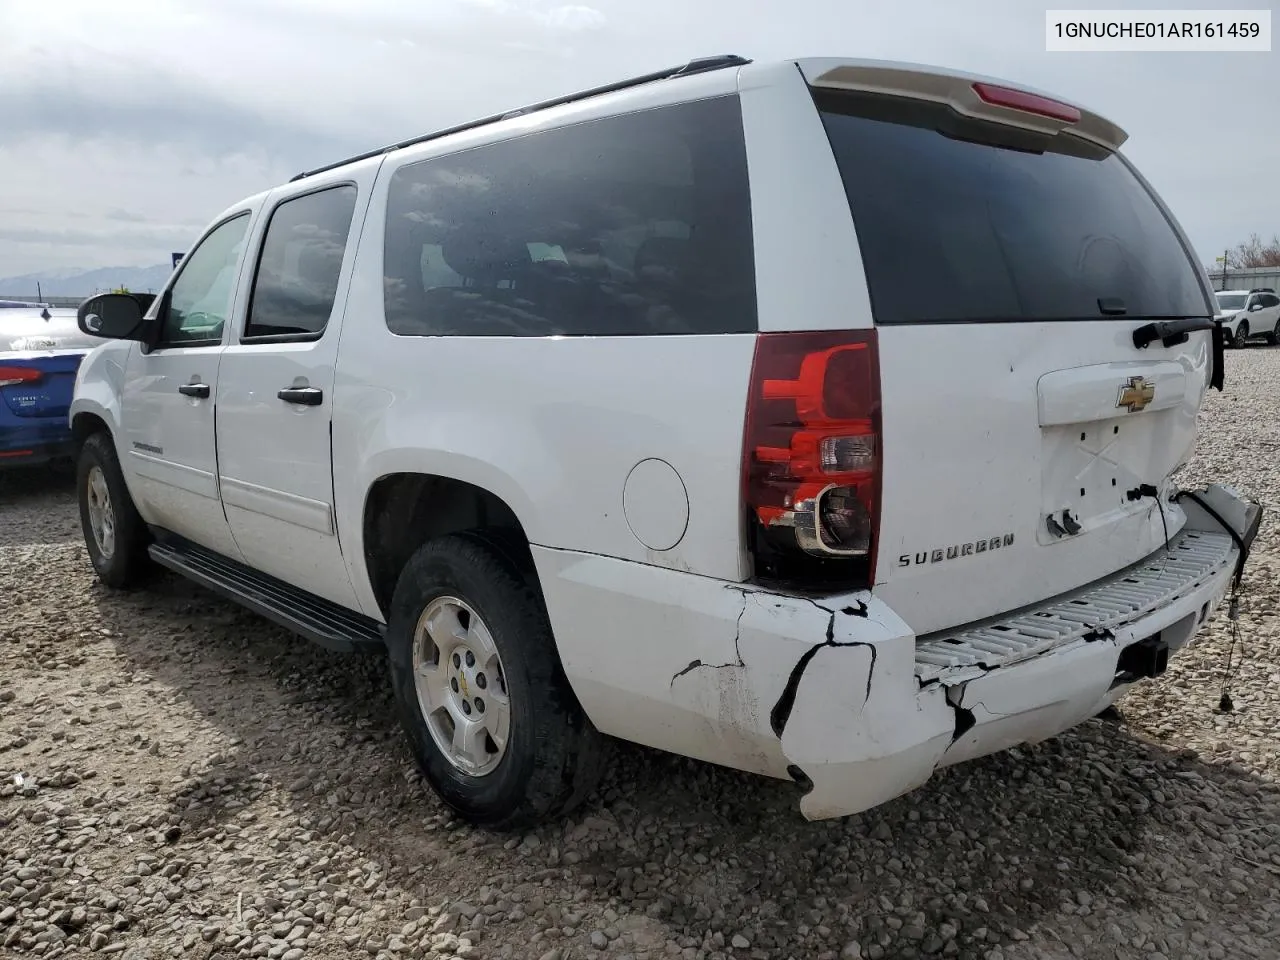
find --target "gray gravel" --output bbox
[2,348,1279,960]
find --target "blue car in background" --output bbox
[0,304,114,468]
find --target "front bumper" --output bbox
[536,484,1261,821]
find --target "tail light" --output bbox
[742,330,882,589]
[0,366,42,388]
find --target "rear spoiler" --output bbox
[796,58,1127,152]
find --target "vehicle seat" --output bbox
[424,233,543,335]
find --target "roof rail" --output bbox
[1249,287,1275,294]
[289,54,751,183]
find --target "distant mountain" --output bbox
[0,264,174,298]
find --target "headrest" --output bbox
[441,233,530,284]
[633,237,688,282]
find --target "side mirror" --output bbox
[78,293,146,341]
[1249,302,1262,311]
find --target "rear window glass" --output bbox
[813,89,1209,324]
[382,95,756,337]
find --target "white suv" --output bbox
[69,55,1260,829]
[1215,287,1280,347]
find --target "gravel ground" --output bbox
[3,350,1279,960]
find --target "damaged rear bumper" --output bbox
[534,484,1261,821]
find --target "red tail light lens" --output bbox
[971,82,1081,124]
[742,330,882,588]
[0,366,42,388]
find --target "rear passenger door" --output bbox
[214,162,377,607]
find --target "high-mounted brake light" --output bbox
[972,82,1081,124]
[0,366,42,388]
[742,330,882,588]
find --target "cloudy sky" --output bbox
[0,0,1275,278]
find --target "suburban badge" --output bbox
[897,533,1015,568]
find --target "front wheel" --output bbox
[76,431,151,588]
[386,533,607,830]
[1232,321,1249,348]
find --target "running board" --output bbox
[148,535,385,653]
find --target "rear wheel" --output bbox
[1268,318,1280,346]
[386,533,606,830]
[76,431,151,588]
[1232,321,1249,348]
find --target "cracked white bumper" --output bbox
[533,484,1261,821]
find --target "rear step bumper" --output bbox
[913,526,1237,684]
[536,484,1261,821]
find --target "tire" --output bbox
[1232,321,1249,348]
[1269,319,1280,346]
[386,532,607,830]
[76,431,151,588]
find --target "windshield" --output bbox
[1215,293,1247,311]
[814,88,1210,324]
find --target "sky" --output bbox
[0,0,1276,278]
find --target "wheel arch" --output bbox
[360,472,537,621]
[71,409,112,445]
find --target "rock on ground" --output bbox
[1,349,1278,959]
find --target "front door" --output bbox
[214,168,374,607]
[120,211,254,559]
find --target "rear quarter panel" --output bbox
[331,316,759,617]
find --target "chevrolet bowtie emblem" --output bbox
[1117,375,1156,413]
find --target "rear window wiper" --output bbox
[1132,317,1217,349]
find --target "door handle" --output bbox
[178,382,210,398]
[277,386,323,406]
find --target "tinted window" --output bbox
[161,213,251,345]
[245,185,358,340]
[1216,293,1247,311]
[813,89,1209,324]
[383,95,755,337]
[1263,294,1280,308]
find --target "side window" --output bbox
[1264,294,1280,309]
[382,95,756,337]
[244,185,359,341]
[160,213,252,346]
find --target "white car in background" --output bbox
[1216,288,1280,347]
